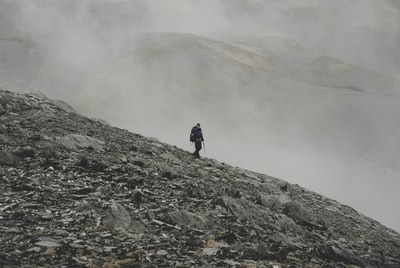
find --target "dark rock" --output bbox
[77,156,89,168]
[15,146,35,158]
[41,158,60,169]
[72,187,95,195]
[11,178,36,191]
[216,231,237,244]
[132,159,146,168]
[315,244,368,267]
[0,149,20,166]
[126,177,145,189]
[131,188,144,206]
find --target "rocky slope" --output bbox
[1,89,400,267]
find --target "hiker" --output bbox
[190,123,204,158]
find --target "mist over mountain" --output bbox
[1,0,400,233]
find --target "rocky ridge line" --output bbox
[1,89,400,267]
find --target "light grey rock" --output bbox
[57,134,104,151]
[222,196,271,226]
[167,210,206,228]
[202,247,220,256]
[35,238,61,248]
[156,249,168,256]
[102,200,131,230]
[156,162,179,179]
[160,152,184,165]
[259,193,292,212]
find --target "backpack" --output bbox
[190,127,196,142]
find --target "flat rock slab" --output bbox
[167,209,206,228]
[57,134,104,151]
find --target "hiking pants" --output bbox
[194,140,202,158]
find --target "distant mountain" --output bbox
[1,89,400,267]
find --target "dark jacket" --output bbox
[191,126,204,142]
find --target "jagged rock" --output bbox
[315,244,368,267]
[102,201,132,230]
[1,90,400,267]
[258,193,292,212]
[221,196,272,226]
[156,162,179,179]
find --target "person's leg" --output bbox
[194,141,202,158]
[193,146,199,157]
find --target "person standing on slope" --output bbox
[190,123,204,159]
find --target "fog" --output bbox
[1,0,400,232]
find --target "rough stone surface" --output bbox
[0,150,20,166]
[57,134,105,152]
[1,89,400,267]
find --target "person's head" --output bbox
[196,123,200,128]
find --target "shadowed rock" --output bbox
[0,150,20,166]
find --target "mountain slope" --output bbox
[1,89,400,267]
